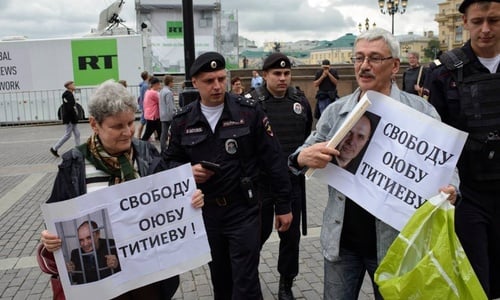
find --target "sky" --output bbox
[0,0,442,46]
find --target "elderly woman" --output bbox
[38,80,204,300]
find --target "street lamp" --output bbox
[378,0,408,34]
[358,18,376,32]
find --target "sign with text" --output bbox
[42,164,210,300]
[0,45,32,91]
[71,39,119,86]
[312,91,468,230]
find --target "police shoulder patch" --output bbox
[237,97,257,108]
[173,106,192,118]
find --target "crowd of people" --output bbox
[39,0,498,299]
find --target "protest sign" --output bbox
[41,163,211,300]
[312,91,468,230]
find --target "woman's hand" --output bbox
[191,189,204,208]
[41,230,62,252]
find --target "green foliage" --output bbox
[424,39,441,60]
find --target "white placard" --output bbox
[312,91,468,230]
[42,164,211,300]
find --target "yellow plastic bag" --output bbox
[375,192,486,300]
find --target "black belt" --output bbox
[205,189,244,207]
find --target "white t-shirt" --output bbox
[478,54,500,73]
[200,102,224,132]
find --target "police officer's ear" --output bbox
[191,76,199,88]
[261,71,269,81]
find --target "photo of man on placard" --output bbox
[54,210,121,285]
[333,111,380,174]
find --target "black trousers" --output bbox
[455,189,500,299]
[260,174,302,279]
[141,119,161,141]
[202,201,262,300]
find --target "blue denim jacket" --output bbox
[289,84,460,262]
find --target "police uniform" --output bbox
[249,53,312,299]
[426,31,500,298]
[163,52,292,300]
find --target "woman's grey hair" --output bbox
[88,79,137,123]
[355,28,400,59]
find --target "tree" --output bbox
[424,39,441,60]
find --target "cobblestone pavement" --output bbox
[0,123,374,300]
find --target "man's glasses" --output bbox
[351,55,394,64]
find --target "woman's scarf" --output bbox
[82,134,139,185]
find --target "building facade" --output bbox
[435,0,469,51]
[308,33,357,65]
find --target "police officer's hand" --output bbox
[191,189,204,208]
[41,230,62,253]
[275,212,293,232]
[297,142,339,169]
[192,164,215,183]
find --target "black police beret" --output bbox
[459,0,499,13]
[189,52,226,77]
[262,53,291,71]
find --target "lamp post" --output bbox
[358,18,376,32]
[378,0,408,34]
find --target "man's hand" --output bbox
[66,261,75,272]
[192,164,215,183]
[439,185,458,205]
[297,142,339,169]
[105,255,119,269]
[41,230,62,253]
[275,212,293,232]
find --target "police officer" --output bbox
[425,0,500,298]
[248,53,312,300]
[163,52,293,300]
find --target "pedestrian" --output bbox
[230,76,245,96]
[50,81,81,157]
[159,75,175,152]
[288,28,459,300]
[313,59,339,119]
[402,51,426,96]
[163,52,293,299]
[425,0,500,298]
[141,77,162,142]
[251,70,263,89]
[136,71,149,139]
[248,53,312,300]
[38,79,205,299]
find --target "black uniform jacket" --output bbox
[164,93,292,215]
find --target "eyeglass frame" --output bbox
[350,55,394,65]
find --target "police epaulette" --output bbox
[173,106,192,118]
[237,97,257,107]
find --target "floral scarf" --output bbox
[79,134,139,185]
